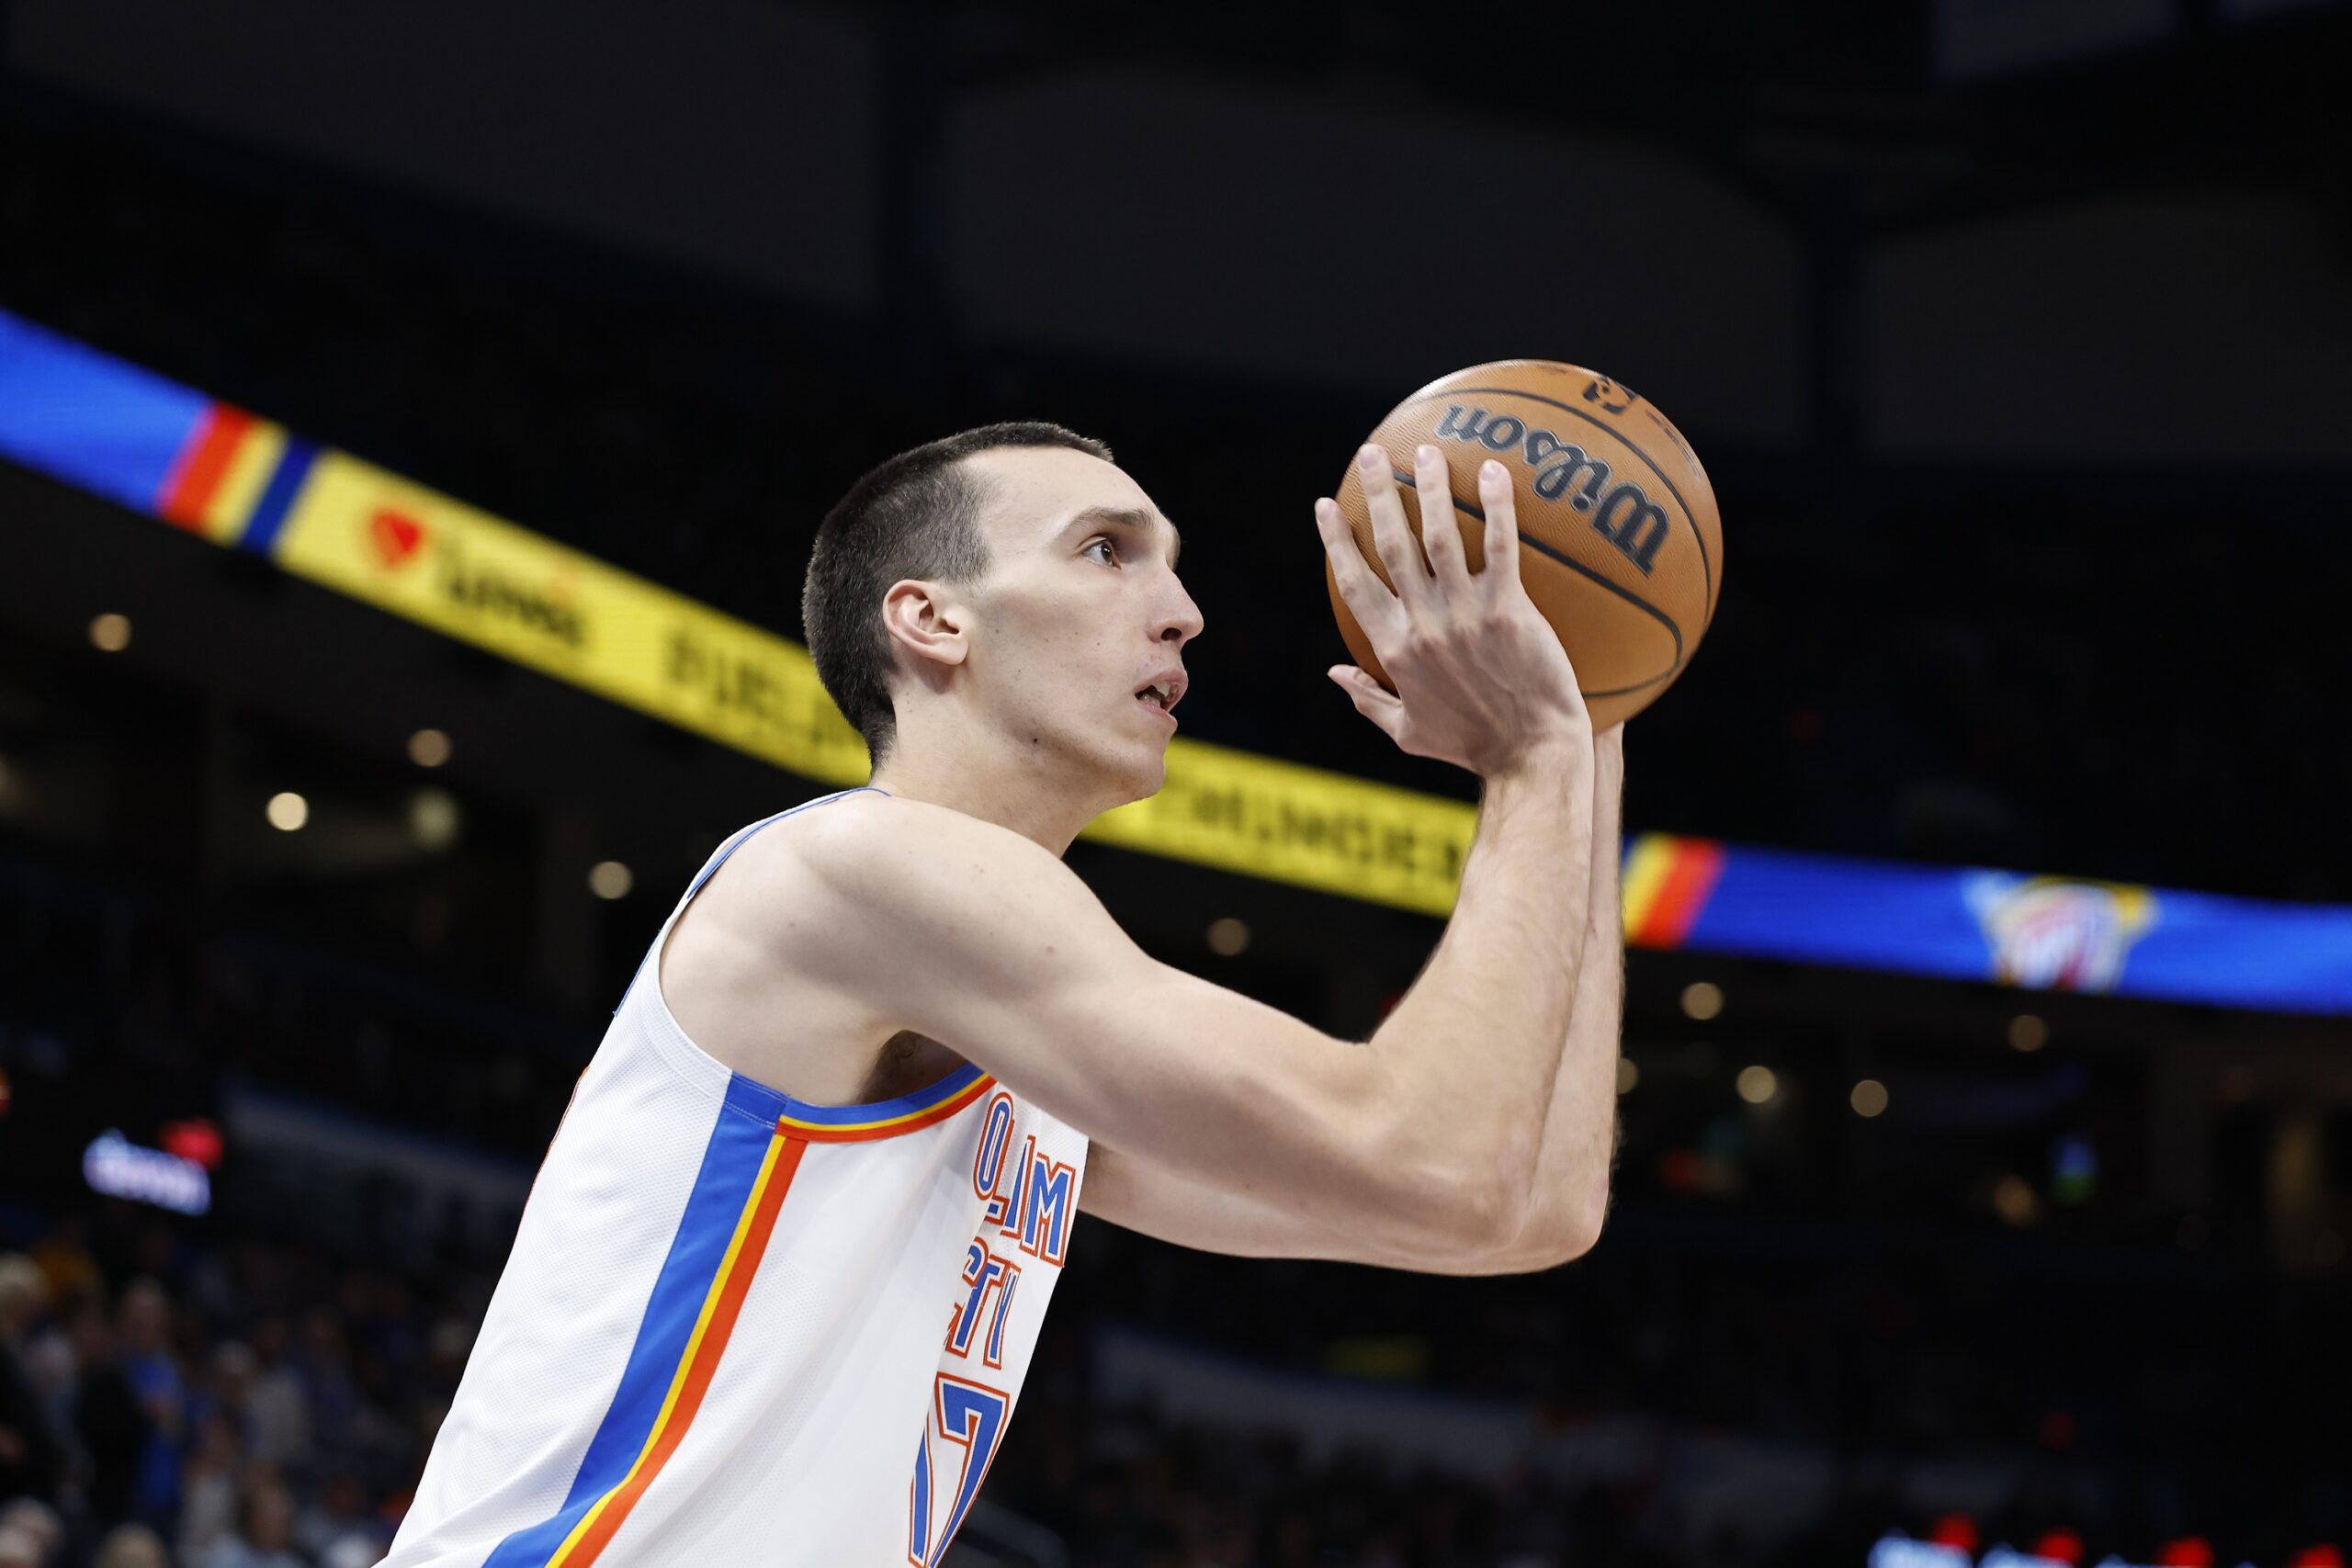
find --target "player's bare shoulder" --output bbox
[787,793,1126,991]
[790,791,1080,906]
[652,793,936,1099]
[657,791,1071,1105]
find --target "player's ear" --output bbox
[879,578,970,673]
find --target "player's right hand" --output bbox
[1317,443,1593,778]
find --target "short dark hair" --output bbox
[803,422,1114,761]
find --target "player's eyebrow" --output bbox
[1066,505,1182,568]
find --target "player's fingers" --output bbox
[1316,498,1402,637]
[1413,444,1470,591]
[1358,445,1430,606]
[1476,458,1522,591]
[1328,666,1408,739]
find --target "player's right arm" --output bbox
[785,446,1598,1264]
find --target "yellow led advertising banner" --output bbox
[271,450,877,792]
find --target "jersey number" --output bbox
[907,1373,1009,1566]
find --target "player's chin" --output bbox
[1103,739,1170,805]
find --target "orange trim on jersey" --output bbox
[544,1131,810,1566]
[777,1072,996,1143]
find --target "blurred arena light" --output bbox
[408,727,453,767]
[588,860,634,899]
[410,788,461,851]
[1928,1514,1980,1551]
[1993,1174,2040,1226]
[2033,1528,2086,1566]
[1850,1078,1889,1118]
[83,1129,210,1215]
[2052,1135,2098,1202]
[1205,917,1250,956]
[265,791,308,831]
[1616,1057,1639,1095]
[160,1117,225,1170]
[1736,1065,1778,1105]
[2007,1013,2049,1052]
[87,611,130,650]
[1680,980,1724,1021]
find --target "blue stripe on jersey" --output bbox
[482,1076,783,1568]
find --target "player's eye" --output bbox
[1081,536,1118,565]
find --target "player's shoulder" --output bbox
[721,791,1109,994]
[764,789,1072,908]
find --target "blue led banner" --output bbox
[1624,837,2352,1016]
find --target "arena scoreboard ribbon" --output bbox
[6,306,2352,1012]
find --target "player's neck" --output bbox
[866,740,1104,856]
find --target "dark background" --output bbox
[0,3,2349,1566]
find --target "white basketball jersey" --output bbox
[382,790,1089,1568]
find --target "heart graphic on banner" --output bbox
[369,507,428,569]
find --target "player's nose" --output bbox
[1154,576,1204,646]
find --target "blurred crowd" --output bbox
[0,1218,454,1568]
[0,1191,2343,1568]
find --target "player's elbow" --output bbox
[1492,1174,1612,1275]
[1463,1119,1550,1258]
[1343,1060,1541,1260]
[1363,1134,1531,1260]
[1453,1164,1537,1258]
[1427,1139,1544,1260]
[1544,1162,1614,1260]
[1551,1178,1612,1265]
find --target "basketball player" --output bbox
[380,427,1625,1567]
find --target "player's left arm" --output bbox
[1483,720,1624,1269]
[1080,727,1626,1275]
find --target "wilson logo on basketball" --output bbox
[1434,404,1671,576]
[368,507,429,570]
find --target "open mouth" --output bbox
[1134,676,1184,721]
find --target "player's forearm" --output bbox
[1487,729,1624,1269]
[1368,738,1595,1243]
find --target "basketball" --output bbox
[1327,359,1724,731]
